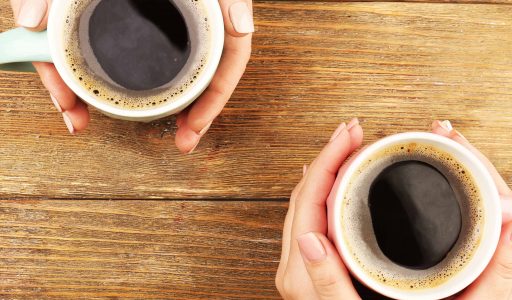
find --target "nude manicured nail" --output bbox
[297,232,326,263]
[50,94,62,112]
[229,2,255,34]
[303,164,308,176]
[62,113,75,134]
[347,117,359,130]
[187,142,199,155]
[199,121,213,136]
[330,122,347,142]
[17,0,47,28]
[439,120,453,132]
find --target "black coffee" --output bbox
[88,0,191,91]
[368,161,462,270]
[341,142,484,289]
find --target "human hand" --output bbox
[10,0,90,134]
[275,118,512,300]
[275,118,364,299]
[431,120,512,300]
[175,0,254,154]
[10,0,254,147]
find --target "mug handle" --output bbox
[0,28,52,73]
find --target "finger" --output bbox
[63,100,90,134]
[184,35,252,133]
[11,0,51,31]
[176,0,253,152]
[294,119,362,235]
[276,166,307,296]
[281,167,306,263]
[176,110,188,129]
[176,35,251,153]
[347,118,363,154]
[297,232,361,300]
[458,222,512,300]
[282,120,362,298]
[432,120,512,197]
[33,62,78,111]
[219,0,255,37]
[326,143,368,209]
[175,116,202,155]
[33,62,90,133]
[280,121,363,291]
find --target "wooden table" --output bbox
[1,0,511,298]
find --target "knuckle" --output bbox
[494,259,512,280]
[209,83,229,99]
[311,268,342,289]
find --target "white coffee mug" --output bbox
[0,0,224,122]
[327,132,502,300]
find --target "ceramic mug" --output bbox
[0,0,224,122]
[327,132,502,300]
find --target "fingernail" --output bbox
[229,2,255,34]
[501,195,512,224]
[297,232,326,263]
[347,117,359,130]
[62,113,75,135]
[187,140,200,155]
[303,164,308,176]
[50,94,62,113]
[330,122,347,142]
[17,0,47,28]
[199,121,213,136]
[440,120,453,132]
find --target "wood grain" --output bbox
[1,2,512,200]
[0,200,287,299]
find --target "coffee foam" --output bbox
[61,0,211,110]
[341,142,484,290]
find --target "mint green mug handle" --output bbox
[0,28,52,73]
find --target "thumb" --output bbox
[458,222,512,300]
[297,232,361,300]
[11,0,51,31]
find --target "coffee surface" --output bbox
[369,161,461,270]
[340,142,484,290]
[89,0,191,91]
[63,0,211,109]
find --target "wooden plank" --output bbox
[0,200,287,299]
[0,2,511,199]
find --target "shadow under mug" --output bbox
[0,0,225,122]
[327,132,502,300]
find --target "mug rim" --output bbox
[47,0,225,121]
[332,132,501,300]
